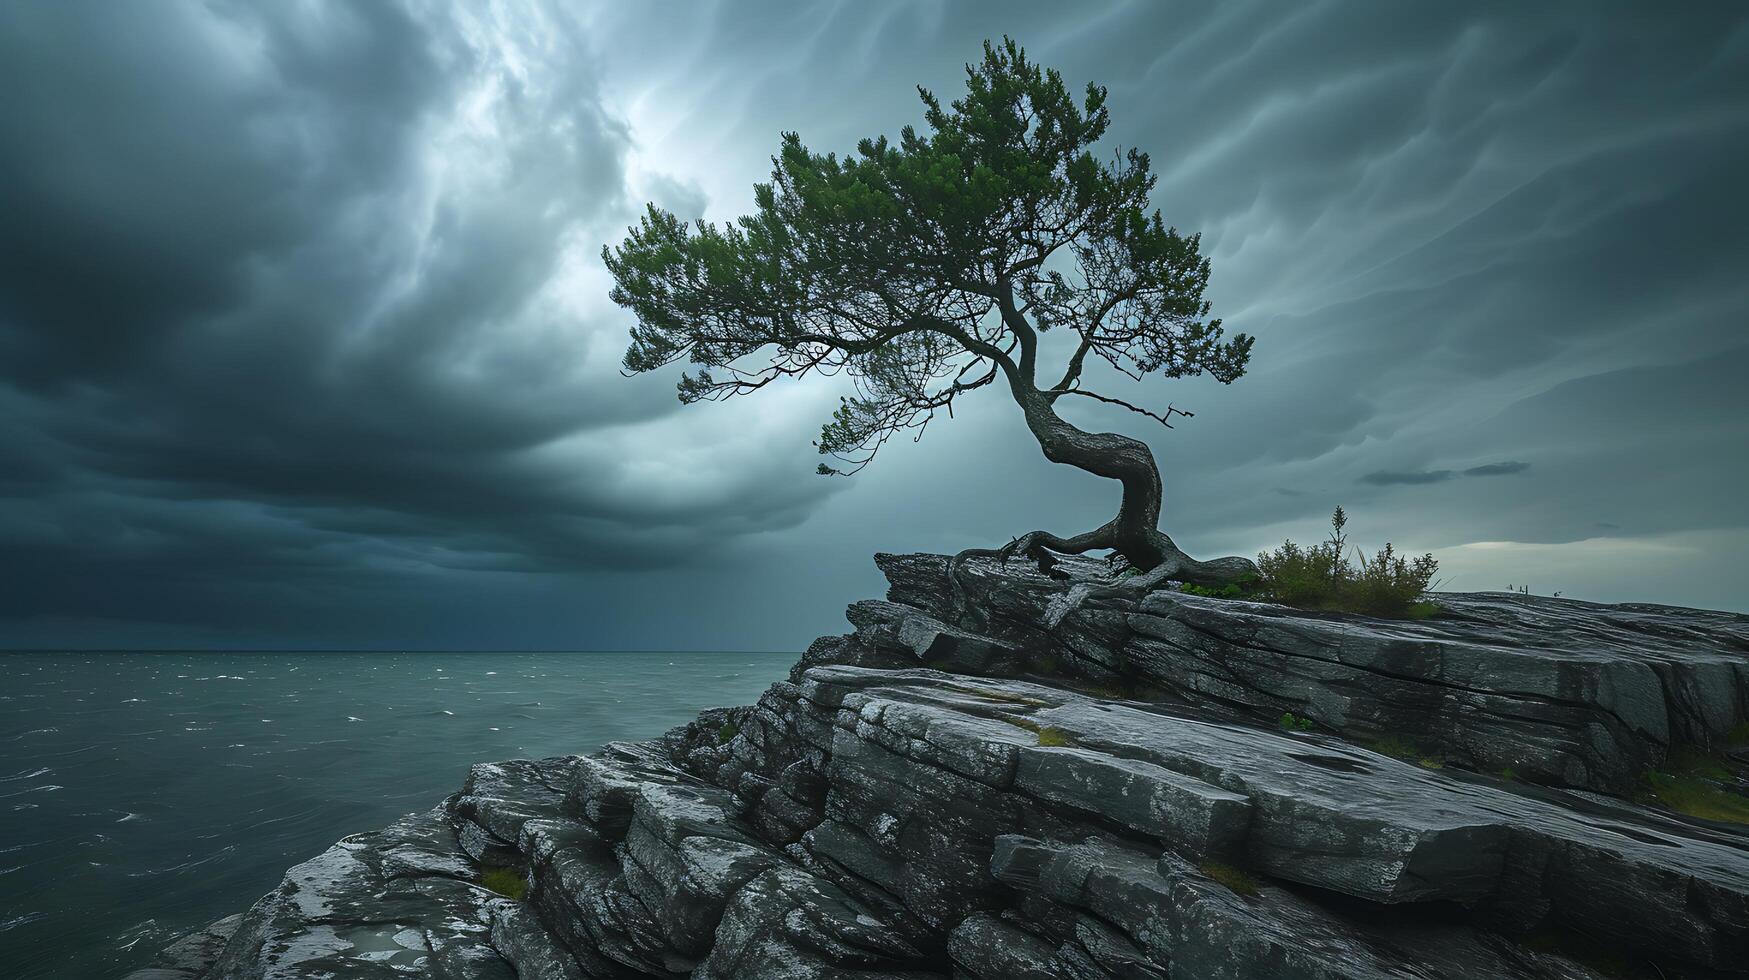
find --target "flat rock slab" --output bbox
[800,665,1749,970]
[875,551,1749,794]
[989,834,1611,980]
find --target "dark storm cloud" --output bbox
[0,1,849,645]
[1464,462,1531,478]
[3,0,1747,648]
[1360,470,1455,487]
[1360,461,1530,484]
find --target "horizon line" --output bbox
[0,647,800,655]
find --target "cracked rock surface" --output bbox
[130,552,1749,978]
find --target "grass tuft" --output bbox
[1199,861,1261,898]
[1035,726,1076,748]
[1369,735,1420,761]
[480,866,528,901]
[1636,745,1749,824]
[1641,773,1749,824]
[1069,681,1132,700]
[948,684,1050,707]
[716,720,740,745]
[1638,746,1749,825]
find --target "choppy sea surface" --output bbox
[0,650,792,980]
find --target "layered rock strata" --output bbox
[128,553,1749,979]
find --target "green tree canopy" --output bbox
[606,38,1256,586]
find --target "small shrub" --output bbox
[1199,861,1261,898]
[480,866,528,901]
[1253,507,1439,619]
[1497,767,1518,782]
[716,720,740,745]
[1179,582,1246,600]
[1277,712,1314,732]
[1035,726,1075,748]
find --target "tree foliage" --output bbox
[605,38,1253,475]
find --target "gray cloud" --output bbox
[0,1,853,647]
[3,0,1747,649]
[1464,461,1531,477]
[1361,470,1456,487]
[1359,461,1530,485]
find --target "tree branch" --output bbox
[1042,387,1193,428]
[1053,335,1094,390]
[996,276,1040,383]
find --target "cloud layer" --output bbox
[3,1,1746,649]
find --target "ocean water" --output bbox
[0,650,793,980]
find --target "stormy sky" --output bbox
[2,1,1745,651]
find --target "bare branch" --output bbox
[1042,388,1194,428]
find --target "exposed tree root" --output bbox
[947,524,1256,627]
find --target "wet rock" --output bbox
[119,914,242,980]
[135,552,1749,980]
[876,551,1749,795]
[990,834,1611,980]
[201,807,522,979]
[802,665,1749,969]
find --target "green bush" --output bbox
[1254,507,1439,619]
[1278,712,1314,732]
[1179,582,1246,600]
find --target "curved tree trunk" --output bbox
[1002,384,1256,587]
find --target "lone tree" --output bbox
[605,39,1257,587]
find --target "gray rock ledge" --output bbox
[128,552,1749,979]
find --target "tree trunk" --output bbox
[1005,384,1256,587]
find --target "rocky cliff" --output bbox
[125,552,1749,979]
